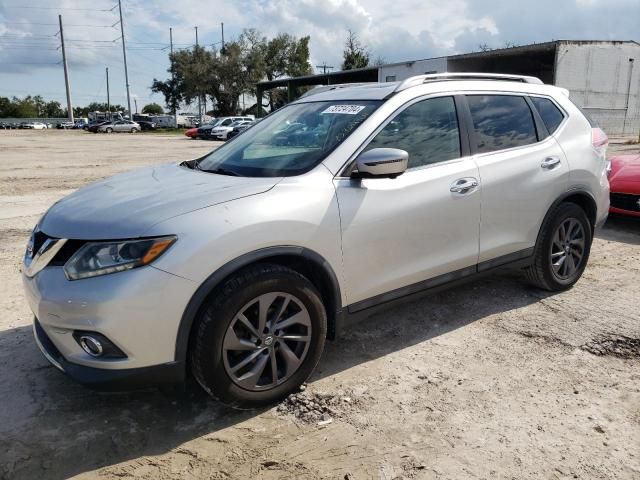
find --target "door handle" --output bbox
[541,156,561,170]
[450,178,479,194]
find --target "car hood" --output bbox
[39,163,279,239]
[610,154,640,193]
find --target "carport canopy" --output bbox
[255,66,379,116]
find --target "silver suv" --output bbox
[23,73,609,407]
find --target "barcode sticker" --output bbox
[321,105,366,115]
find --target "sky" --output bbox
[0,0,638,111]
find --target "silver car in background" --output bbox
[23,73,609,407]
[98,120,141,133]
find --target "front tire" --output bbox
[525,202,592,291]
[130,127,138,133]
[190,264,327,408]
[106,127,113,133]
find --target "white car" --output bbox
[23,73,609,407]
[23,122,47,130]
[208,120,254,140]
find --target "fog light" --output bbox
[79,335,103,357]
[72,331,126,359]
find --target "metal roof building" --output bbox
[257,40,640,135]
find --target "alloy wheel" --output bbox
[550,217,585,280]
[222,292,312,391]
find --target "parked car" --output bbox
[226,121,255,140]
[98,120,141,133]
[198,116,253,140]
[185,127,199,139]
[608,154,640,217]
[23,73,609,407]
[0,122,11,129]
[57,121,75,130]
[22,122,47,130]
[208,120,254,141]
[137,121,158,131]
[86,121,109,133]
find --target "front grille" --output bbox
[610,193,640,212]
[49,240,87,266]
[33,231,86,266]
[31,229,49,254]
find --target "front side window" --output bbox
[467,95,537,154]
[197,100,380,177]
[365,96,461,168]
[531,97,565,134]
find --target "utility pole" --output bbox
[117,0,132,119]
[195,26,202,124]
[170,27,177,126]
[58,15,74,123]
[316,62,334,74]
[106,67,111,121]
[134,98,138,114]
[221,22,225,53]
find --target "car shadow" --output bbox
[596,214,640,245]
[0,269,552,480]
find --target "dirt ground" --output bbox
[0,130,639,480]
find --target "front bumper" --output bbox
[23,264,197,375]
[33,318,184,390]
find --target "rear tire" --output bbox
[525,202,592,291]
[190,264,327,408]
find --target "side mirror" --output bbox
[352,148,408,179]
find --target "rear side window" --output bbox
[365,96,461,168]
[467,95,537,154]
[531,97,565,133]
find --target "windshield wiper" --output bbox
[198,166,241,176]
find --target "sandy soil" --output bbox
[0,130,639,480]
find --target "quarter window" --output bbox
[467,95,537,154]
[365,96,461,168]
[531,97,565,134]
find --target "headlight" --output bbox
[64,236,176,280]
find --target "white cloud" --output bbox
[0,0,638,105]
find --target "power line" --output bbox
[3,5,117,12]
[0,21,117,28]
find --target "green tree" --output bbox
[151,30,313,115]
[141,103,164,115]
[43,100,65,118]
[341,30,370,70]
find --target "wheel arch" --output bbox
[174,246,343,365]
[537,189,598,245]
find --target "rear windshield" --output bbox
[196,100,381,177]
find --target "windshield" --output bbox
[196,100,380,177]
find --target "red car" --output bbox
[609,154,640,217]
[185,127,199,139]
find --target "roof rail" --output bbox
[394,73,544,92]
[299,82,375,99]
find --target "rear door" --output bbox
[334,95,481,307]
[465,94,569,265]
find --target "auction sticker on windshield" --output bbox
[321,105,366,115]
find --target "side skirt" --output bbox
[334,248,534,335]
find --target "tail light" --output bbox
[592,127,608,158]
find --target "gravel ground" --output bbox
[0,130,639,480]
